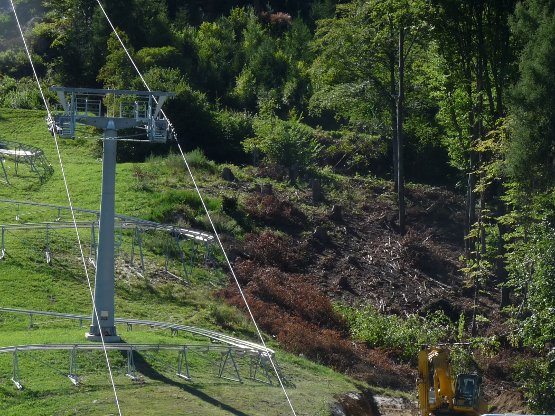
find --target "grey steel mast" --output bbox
[50,87,174,341]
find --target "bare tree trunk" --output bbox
[465,166,476,255]
[390,56,398,189]
[472,2,486,336]
[392,106,398,188]
[465,78,477,257]
[498,203,510,308]
[397,27,406,235]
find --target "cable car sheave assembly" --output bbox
[48,87,175,142]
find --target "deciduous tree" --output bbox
[310,0,431,234]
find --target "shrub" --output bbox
[221,195,238,213]
[0,50,39,78]
[132,165,155,191]
[243,231,309,271]
[316,128,388,176]
[149,190,221,223]
[0,76,44,109]
[337,304,454,362]
[163,153,187,172]
[216,261,414,388]
[514,356,555,414]
[228,260,344,329]
[210,109,253,163]
[136,46,183,71]
[209,303,247,330]
[243,114,321,176]
[278,319,356,370]
[507,220,555,350]
[142,230,183,258]
[255,163,288,181]
[195,211,239,234]
[183,148,217,173]
[231,67,257,109]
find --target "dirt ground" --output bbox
[219,175,525,413]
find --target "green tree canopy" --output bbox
[508,0,555,186]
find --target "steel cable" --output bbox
[9,2,123,414]
[94,1,298,414]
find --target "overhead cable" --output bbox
[94,1,298,414]
[9,2,123,415]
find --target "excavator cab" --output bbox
[454,374,481,409]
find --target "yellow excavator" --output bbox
[417,345,488,416]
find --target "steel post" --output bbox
[175,233,188,279]
[86,123,120,342]
[177,348,191,380]
[11,350,22,389]
[137,228,144,273]
[126,349,137,380]
[68,347,79,385]
[130,227,145,273]
[90,222,96,263]
[130,227,135,264]
[218,349,242,383]
[45,223,51,264]
[1,226,5,259]
[0,158,9,184]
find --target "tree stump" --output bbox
[330,204,343,222]
[261,183,273,195]
[313,226,329,243]
[221,167,235,182]
[311,178,324,203]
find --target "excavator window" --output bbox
[455,374,480,407]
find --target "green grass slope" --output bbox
[0,108,375,415]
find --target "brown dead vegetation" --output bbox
[217,258,414,389]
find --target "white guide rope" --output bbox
[9,2,123,415]
[94,1,298,414]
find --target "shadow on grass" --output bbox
[127,350,250,416]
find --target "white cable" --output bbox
[9,3,123,415]
[95,1,298,414]
[75,134,151,142]
[95,1,149,92]
[173,142,298,415]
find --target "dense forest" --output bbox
[1,0,555,412]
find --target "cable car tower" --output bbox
[49,87,175,341]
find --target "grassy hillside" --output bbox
[0,108,382,415]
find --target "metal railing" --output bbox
[1,342,277,389]
[0,199,214,243]
[0,307,274,355]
